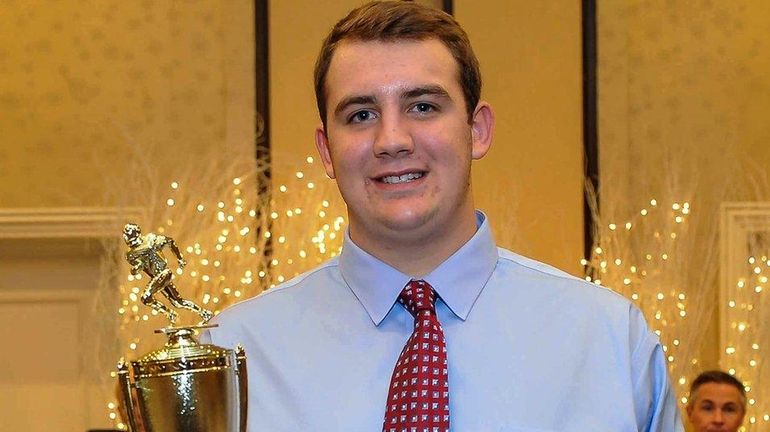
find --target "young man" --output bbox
[206,2,683,430]
[687,370,746,432]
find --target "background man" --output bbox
[205,2,683,430]
[687,370,746,432]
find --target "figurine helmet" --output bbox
[123,223,141,245]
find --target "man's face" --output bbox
[315,39,493,253]
[687,383,745,432]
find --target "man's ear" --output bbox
[685,403,693,418]
[314,124,336,179]
[470,101,494,160]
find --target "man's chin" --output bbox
[349,208,436,241]
[378,209,436,234]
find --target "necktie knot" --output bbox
[398,280,436,317]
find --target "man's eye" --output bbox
[411,103,436,114]
[349,110,376,123]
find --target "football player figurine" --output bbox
[123,223,213,325]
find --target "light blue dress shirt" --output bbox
[204,212,684,431]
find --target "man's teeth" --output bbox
[381,172,423,184]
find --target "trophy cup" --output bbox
[116,223,247,432]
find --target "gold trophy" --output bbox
[116,223,247,432]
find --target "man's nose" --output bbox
[712,409,725,424]
[373,114,414,157]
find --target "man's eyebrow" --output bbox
[402,85,451,100]
[334,95,377,117]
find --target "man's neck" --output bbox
[348,211,479,277]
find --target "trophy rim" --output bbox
[131,352,236,377]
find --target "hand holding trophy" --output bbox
[116,223,247,432]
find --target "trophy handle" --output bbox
[235,345,248,432]
[117,359,141,432]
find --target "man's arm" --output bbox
[629,307,684,432]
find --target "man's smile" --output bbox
[378,171,425,184]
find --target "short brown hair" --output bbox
[689,370,746,407]
[313,1,481,130]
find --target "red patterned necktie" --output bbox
[382,280,449,432]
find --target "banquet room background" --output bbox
[0,1,768,431]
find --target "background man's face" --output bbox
[315,38,490,250]
[687,382,745,432]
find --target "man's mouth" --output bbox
[379,172,424,184]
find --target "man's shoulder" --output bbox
[214,257,342,321]
[496,247,577,279]
[494,247,634,308]
[493,247,655,348]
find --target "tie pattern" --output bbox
[383,280,449,432]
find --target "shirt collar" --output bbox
[339,211,499,325]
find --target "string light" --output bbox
[582,197,701,412]
[724,248,769,427]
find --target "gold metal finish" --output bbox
[235,345,248,432]
[117,224,247,431]
[123,223,213,325]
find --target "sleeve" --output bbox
[198,316,230,347]
[198,314,242,350]
[629,306,685,432]
[199,327,213,344]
